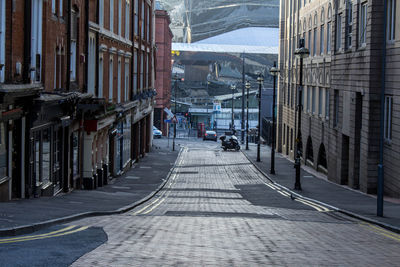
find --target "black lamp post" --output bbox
[294,38,309,190]
[245,81,250,150]
[269,62,279,174]
[231,84,236,131]
[256,74,263,162]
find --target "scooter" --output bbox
[220,135,241,151]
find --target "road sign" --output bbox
[164,108,174,119]
[164,119,172,123]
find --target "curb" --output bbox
[0,147,184,237]
[241,150,400,235]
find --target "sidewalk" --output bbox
[243,143,400,232]
[0,139,179,236]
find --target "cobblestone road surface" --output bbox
[71,141,400,266]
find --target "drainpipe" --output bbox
[377,0,388,217]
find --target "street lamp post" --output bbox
[256,74,263,162]
[231,84,236,131]
[269,62,280,174]
[245,81,251,150]
[172,75,179,152]
[294,38,309,190]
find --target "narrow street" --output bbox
[67,140,399,266]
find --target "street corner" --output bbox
[0,224,107,266]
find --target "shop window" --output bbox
[72,132,79,177]
[42,129,51,185]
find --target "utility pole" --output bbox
[241,53,245,144]
[245,81,250,150]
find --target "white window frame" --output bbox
[387,0,396,41]
[359,2,367,47]
[384,95,393,141]
[110,0,114,32]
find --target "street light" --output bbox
[172,75,179,152]
[231,84,236,132]
[245,80,251,150]
[269,63,279,173]
[256,74,263,162]
[293,38,309,190]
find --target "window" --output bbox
[125,62,129,101]
[133,50,138,95]
[384,95,393,141]
[313,28,317,55]
[308,30,311,50]
[325,89,330,119]
[110,0,114,32]
[59,0,63,16]
[31,0,43,82]
[70,8,78,81]
[287,84,290,106]
[312,87,316,113]
[134,0,139,35]
[118,0,122,35]
[283,123,286,145]
[147,4,150,41]
[88,35,96,95]
[99,57,103,98]
[72,132,79,177]
[125,1,130,39]
[140,53,144,89]
[99,0,104,27]
[109,58,113,101]
[141,1,145,37]
[318,87,323,116]
[0,0,5,82]
[387,0,396,41]
[52,0,56,14]
[307,87,311,112]
[345,1,352,49]
[359,2,367,46]
[334,90,339,127]
[327,22,332,53]
[118,59,121,102]
[336,14,342,50]
[320,25,325,54]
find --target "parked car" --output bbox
[203,130,217,141]
[153,126,162,138]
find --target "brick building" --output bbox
[277,0,400,198]
[0,0,156,201]
[154,6,173,135]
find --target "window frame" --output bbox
[384,95,393,141]
[387,0,396,41]
[359,2,367,47]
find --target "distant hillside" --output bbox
[157,0,279,43]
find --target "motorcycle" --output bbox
[220,134,241,151]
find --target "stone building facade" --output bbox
[277,0,400,197]
[0,0,156,201]
[154,7,173,135]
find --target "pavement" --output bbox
[0,138,180,237]
[243,143,400,233]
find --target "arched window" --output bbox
[321,8,325,24]
[306,136,314,162]
[303,18,307,31]
[328,3,332,20]
[314,12,318,26]
[309,16,312,29]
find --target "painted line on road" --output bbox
[132,147,186,215]
[360,222,400,242]
[0,226,88,244]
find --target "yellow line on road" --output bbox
[360,222,400,242]
[142,198,166,215]
[0,226,89,244]
[0,225,76,242]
